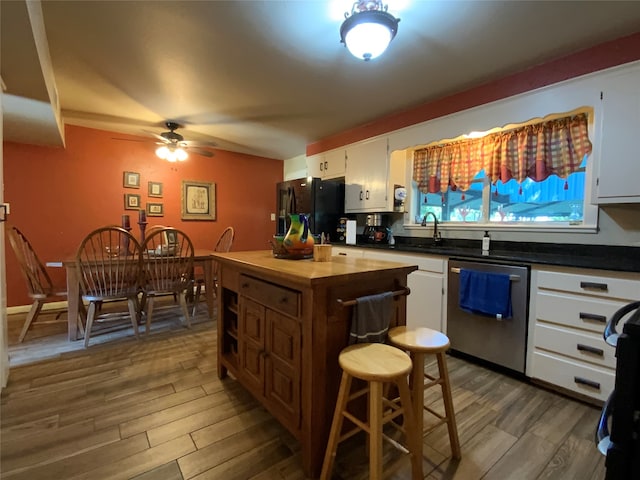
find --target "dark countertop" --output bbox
[342,236,640,273]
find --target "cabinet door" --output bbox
[323,149,346,178]
[265,309,301,430]
[306,154,323,178]
[239,297,265,393]
[406,270,444,331]
[345,137,389,212]
[596,67,640,203]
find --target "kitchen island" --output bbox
[212,250,417,478]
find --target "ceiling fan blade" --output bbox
[188,147,215,158]
[112,137,148,143]
[183,140,217,148]
[143,130,170,143]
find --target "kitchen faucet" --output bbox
[421,212,442,244]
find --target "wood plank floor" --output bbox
[1,304,606,479]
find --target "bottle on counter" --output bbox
[482,230,490,255]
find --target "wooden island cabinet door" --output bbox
[239,297,266,394]
[265,309,301,431]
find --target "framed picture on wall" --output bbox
[147,202,164,217]
[181,180,216,221]
[148,181,163,198]
[123,171,140,188]
[124,193,141,210]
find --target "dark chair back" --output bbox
[141,228,194,295]
[7,224,55,299]
[75,226,142,301]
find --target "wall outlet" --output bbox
[270,213,276,221]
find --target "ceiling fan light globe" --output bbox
[155,146,169,159]
[176,148,188,161]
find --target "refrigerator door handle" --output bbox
[287,187,297,216]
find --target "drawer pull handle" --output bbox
[577,343,604,356]
[241,283,249,288]
[579,312,607,323]
[279,297,288,304]
[338,252,347,256]
[580,281,608,291]
[574,376,601,390]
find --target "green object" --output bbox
[283,214,314,255]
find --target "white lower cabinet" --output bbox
[528,266,640,402]
[361,250,446,332]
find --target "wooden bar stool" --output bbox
[388,326,461,459]
[320,343,423,480]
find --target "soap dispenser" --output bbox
[482,231,490,256]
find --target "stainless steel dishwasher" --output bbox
[447,258,530,373]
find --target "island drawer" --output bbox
[239,274,300,318]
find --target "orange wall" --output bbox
[4,124,283,307]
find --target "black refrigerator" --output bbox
[276,177,345,242]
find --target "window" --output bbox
[412,111,596,229]
[416,156,588,224]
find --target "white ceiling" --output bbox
[3,1,640,160]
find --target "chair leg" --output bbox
[18,299,44,343]
[84,302,97,348]
[145,297,155,335]
[128,298,139,339]
[179,293,192,329]
[191,281,202,318]
[320,371,353,480]
[437,352,461,459]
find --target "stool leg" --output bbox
[396,377,424,480]
[411,351,426,436]
[321,371,352,480]
[369,380,383,480]
[437,351,461,459]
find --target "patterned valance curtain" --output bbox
[412,113,592,196]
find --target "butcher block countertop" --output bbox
[212,249,418,284]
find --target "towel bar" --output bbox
[337,287,411,307]
[450,267,520,282]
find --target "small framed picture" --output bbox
[148,181,163,198]
[165,230,178,245]
[123,171,140,189]
[124,193,141,210]
[147,202,164,217]
[181,180,216,221]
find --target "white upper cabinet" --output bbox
[306,149,346,179]
[593,65,640,203]
[345,137,390,212]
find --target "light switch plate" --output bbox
[270,213,276,221]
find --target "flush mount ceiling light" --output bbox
[340,0,400,61]
[156,144,188,162]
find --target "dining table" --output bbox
[49,249,217,341]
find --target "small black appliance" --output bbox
[596,300,640,479]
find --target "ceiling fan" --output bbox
[147,121,217,160]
